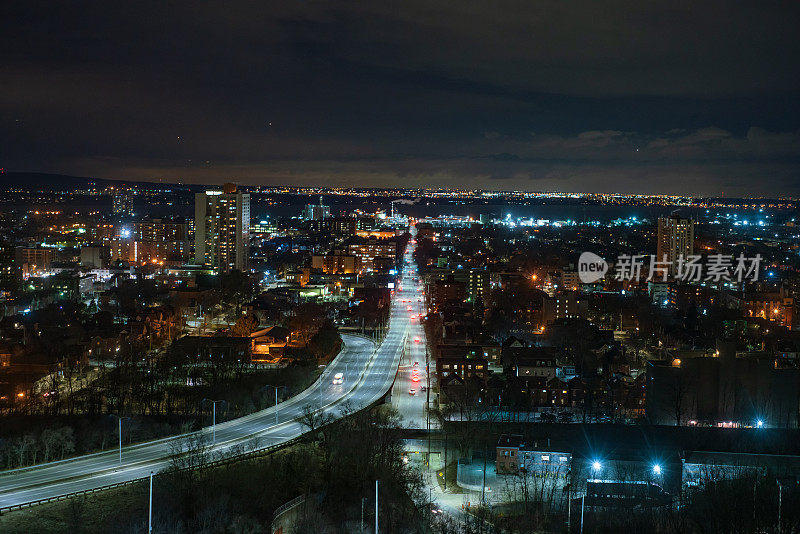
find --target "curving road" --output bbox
[0,244,418,511]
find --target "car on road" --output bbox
[414,337,420,343]
[421,385,427,392]
[332,372,344,385]
[409,388,416,395]
[413,361,419,366]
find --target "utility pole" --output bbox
[443,431,448,490]
[148,471,154,534]
[482,440,488,504]
[361,497,367,533]
[426,344,431,468]
[110,414,129,465]
[580,495,585,534]
[375,480,379,534]
[566,472,572,532]
[263,385,285,425]
[202,399,225,444]
[567,491,571,532]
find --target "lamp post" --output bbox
[109,414,130,464]
[426,345,431,468]
[262,385,286,425]
[775,476,794,534]
[202,398,226,444]
[566,470,572,532]
[580,495,585,534]
[582,460,602,534]
[361,496,367,533]
[148,471,154,533]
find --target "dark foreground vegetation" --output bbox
[0,363,319,470]
[0,405,426,533]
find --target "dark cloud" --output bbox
[1,1,798,194]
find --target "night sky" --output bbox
[2,2,799,195]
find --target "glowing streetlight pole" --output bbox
[202,399,225,444]
[264,385,286,425]
[148,471,154,533]
[109,414,130,464]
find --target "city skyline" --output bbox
[0,175,799,532]
[2,4,800,532]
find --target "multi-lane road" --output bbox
[390,243,434,429]
[0,241,420,511]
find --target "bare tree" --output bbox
[297,404,334,434]
[671,372,694,426]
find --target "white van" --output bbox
[332,372,344,385]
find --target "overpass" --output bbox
[0,243,418,512]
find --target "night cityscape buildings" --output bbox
[303,197,331,221]
[0,180,797,533]
[194,183,250,272]
[657,214,696,276]
[1,1,799,533]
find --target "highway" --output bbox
[0,242,418,511]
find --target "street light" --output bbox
[262,385,287,425]
[148,471,154,533]
[201,398,226,444]
[652,463,662,476]
[756,419,764,428]
[591,460,602,472]
[109,414,131,464]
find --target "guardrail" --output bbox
[0,390,401,515]
[270,493,306,533]
[0,329,400,514]
[272,494,305,519]
[0,436,303,514]
[0,337,362,480]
